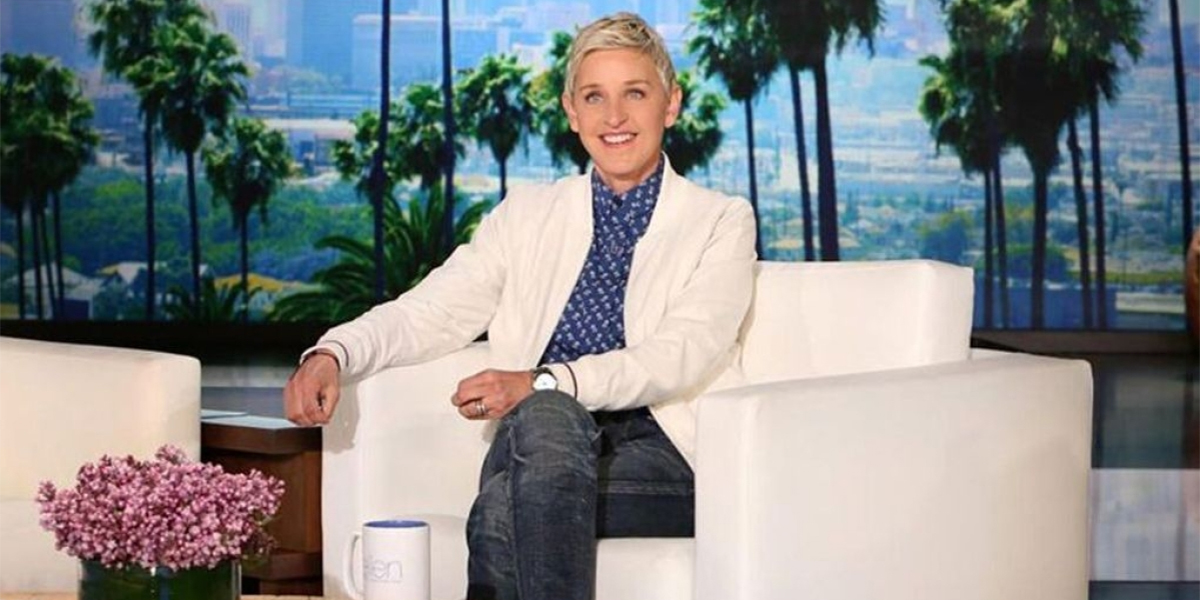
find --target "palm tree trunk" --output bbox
[1168,0,1194,257]
[813,59,839,261]
[1089,100,1108,329]
[983,169,995,328]
[439,0,457,256]
[789,66,815,262]
[52,190,66,318]
[143,115,157,320]
[1067,119,1093,327]
[1031,169,1049,329]
[499,158,508,202]
[40,204,57,320]
[372,0,391,303]
[983,71,1010,328]
[15,208,26,319]
[186,151,202,301]
[240,212,250,323]
[31,203,45,319]
[991,142,1010,329]
[743,98,763,258]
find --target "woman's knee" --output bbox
[501,391,598,462]
[507,390,592,432]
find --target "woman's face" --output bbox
[562,48,681,195]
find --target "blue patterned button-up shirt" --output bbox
[540,160,664,365]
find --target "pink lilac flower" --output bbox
[37,445,284,570]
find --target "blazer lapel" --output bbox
[626,160,685,344]
[526,173,594,365]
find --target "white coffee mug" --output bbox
[343,519,431,600]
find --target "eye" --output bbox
[584,92,603,104]
[627,89,646,100]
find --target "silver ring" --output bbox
[475,400,487,417]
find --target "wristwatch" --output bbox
[531,366,558,392]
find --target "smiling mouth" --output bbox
[601,132,635,146]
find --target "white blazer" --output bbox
[314,158,757,466]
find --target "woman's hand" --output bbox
[451,369,535,420]
[283,352,341,426]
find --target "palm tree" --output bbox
[995,0,1085,328]
[1167,0,1194,262]
[994,0,1143,328]
[439,0,457,257]
[333,87,462,198]
[0,105,30,318]
[127,17,248,302]
[202,117,293,321]
[531,31,590,175]
[1061,0,1144,328]
[87,0,182,301]
[1,54,98,320]
[456,53,534,201]
[1066,119,1093,326]
[663,70,727,177]
[689,0,778,257]
[371,0,393,303]
[392,83,464,191]
[267,186,488,322]
[758,0,885,261]
[920,52,1000,326]
[923,0,1014,327]
[1,55,37,319]
[759,0,819,260]
[163,276,256,322]
[333,111,389,200]
[87,0,208,319]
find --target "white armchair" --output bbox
[321,260,1093,600]
[0,337,201,592]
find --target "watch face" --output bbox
[533,370,558,391]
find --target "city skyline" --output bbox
[0,0,1196,328]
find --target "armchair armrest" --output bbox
[695,352,1093,600]
[322,343,492,600]
[0,337,201,593]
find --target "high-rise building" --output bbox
[211,1,253,57]
[350,14,501,91]
[251,0,288,59]
[287,0,380,84]
[0,0,82,67]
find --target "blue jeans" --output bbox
[465,391,694,600]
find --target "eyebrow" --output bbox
[576,79,654,92]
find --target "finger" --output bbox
[453,371,493,407]
[457,399,478,420]
[319,385,341,421]
[302,384,327,425]
[304,393,328,427]
[284,383,313,426]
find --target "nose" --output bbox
[603,97,627,127]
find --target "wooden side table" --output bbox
[201,414,322,596]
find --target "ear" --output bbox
[664,84,682,129]
[561,92,581,133]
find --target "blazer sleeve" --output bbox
[308,198,511,381]
[555,197,757,411]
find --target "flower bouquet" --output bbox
[36,445,285,600]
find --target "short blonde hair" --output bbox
[564,12,676,97]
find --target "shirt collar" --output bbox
[590,156,665,210]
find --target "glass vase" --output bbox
[79,559,240,600]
